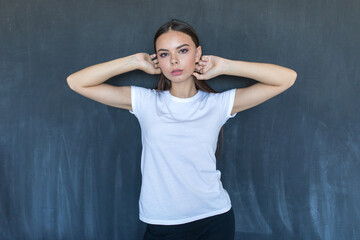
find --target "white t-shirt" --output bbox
[129,85,237,225]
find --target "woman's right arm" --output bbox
[66,53,160,111]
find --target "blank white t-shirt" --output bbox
[129,85,237,225]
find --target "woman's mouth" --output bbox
[171,69,183,76]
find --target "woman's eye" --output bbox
[159,49,187,57]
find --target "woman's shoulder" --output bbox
[130,85,158,93]
[130,85,165,101]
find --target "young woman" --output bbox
[67,19,297,240]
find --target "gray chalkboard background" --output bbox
[1,0,359,239]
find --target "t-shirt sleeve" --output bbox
[128,85,152,118]
[218,88,238,124]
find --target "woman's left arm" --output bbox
[193,56,297,114]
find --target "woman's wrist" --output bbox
[124,53,143,71]
[221,58,248,77]
[219,57,234,76]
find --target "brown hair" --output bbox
[153,19,226,156]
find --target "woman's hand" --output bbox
[135,53,162,75]
[192,55,226,80]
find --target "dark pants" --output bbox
[143,207,235,240]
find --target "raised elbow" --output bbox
[66,75,77,91]
[288,70,297,86]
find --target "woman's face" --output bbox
[155,30,201,83]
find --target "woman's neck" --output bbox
[169,80,198,98]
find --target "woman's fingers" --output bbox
[201,56,209,61]
[192,71,207,80]
[152,55,159,65]
[154,68,162,74]
[194,67,204,75]
[150,54,158,65]
[150,53,159,69]
[192,72,201,79]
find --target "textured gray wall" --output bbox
[1,0,359,239]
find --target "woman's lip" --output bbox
[171,70,183,76]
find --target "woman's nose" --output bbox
[170,55,179,64]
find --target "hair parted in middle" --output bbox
[153,19,218,94]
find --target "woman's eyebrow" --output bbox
[157,44,190,52]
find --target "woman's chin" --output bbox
[166,73,195,83]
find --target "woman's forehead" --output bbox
[156,31,194,49]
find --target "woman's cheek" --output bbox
[158,62,166,72]
[158,62,171,78]
[188,58,196,72]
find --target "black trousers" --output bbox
[143,207,235,240]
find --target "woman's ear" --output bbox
[195,46,202,63]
